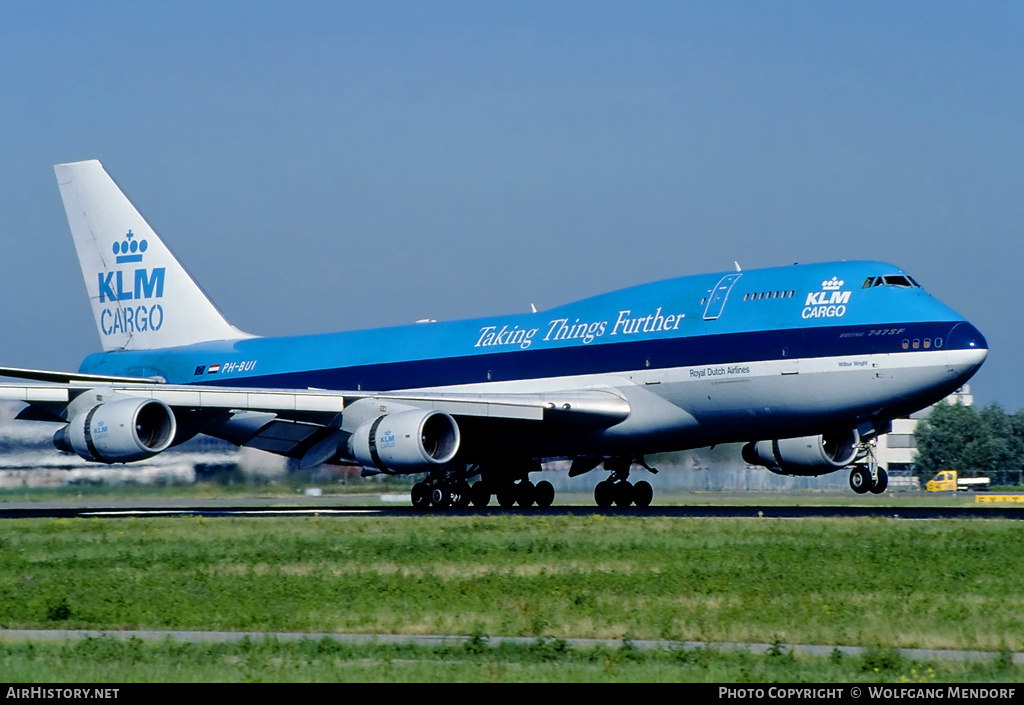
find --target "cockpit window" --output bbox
[862,275,920,289]
[882,275,916,288]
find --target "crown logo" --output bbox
[822,277,844,290]
[113,230,148,264]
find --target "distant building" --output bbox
[874,385,974,474]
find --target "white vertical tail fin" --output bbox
[54,160,253,351]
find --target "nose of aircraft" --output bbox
[945,321,988,384]
[946,321,988,354]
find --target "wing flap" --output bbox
[0,386,71,403]
[243,419,327,456]
[375,390,630,426]
[388,396,545,421]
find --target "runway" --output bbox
[2,501,1023,520]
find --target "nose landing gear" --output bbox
[849,465,888,494]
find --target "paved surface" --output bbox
[0,629,1020,664]
[1,500,1023,520]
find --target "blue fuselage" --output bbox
[77,260,987,456]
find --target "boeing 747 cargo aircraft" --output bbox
[0,160,988,508]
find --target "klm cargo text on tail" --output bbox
[97,230,165,336]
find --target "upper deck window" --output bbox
[742,290,795,302]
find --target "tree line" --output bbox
[913,402,1024,484]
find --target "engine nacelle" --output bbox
[350,408,460,474]
[742,429,860,476]
[54,398,177,463]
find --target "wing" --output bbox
[0,368,631,470]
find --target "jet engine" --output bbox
[350,408,460,474]
[742,429,860,476]
[53,397,177,463]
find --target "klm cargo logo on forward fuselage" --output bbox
[97,231,165,336]
[802,277,851,319]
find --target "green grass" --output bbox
[2,514,1023,654]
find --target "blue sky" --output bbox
[0,1,1021,406]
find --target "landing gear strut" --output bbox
[848,438,888,495]
[870,467,888,494]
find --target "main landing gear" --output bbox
[593,456,655,508]
[489,479,555,509]
[849,465,888,495]
[411,473,473,510]
[594,478,653,508]
[408,456,659,510]
[410,464,556,510]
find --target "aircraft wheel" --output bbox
[470,482,491,508]
[869,468,889,494]
[452,481,472,508]
[534,480,555,508]
[849,466,871,494]
[633,480,653,508]
[411,482,431,510]
[613,481,634,507]
[594,480,614,508]
[497,486,518,508]
[517,481,536,508]
[430,484,452,509]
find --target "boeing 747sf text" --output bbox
[0,160,988,508]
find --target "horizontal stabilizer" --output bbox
[0,366,164,385]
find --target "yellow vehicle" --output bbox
[926,469,991,492]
